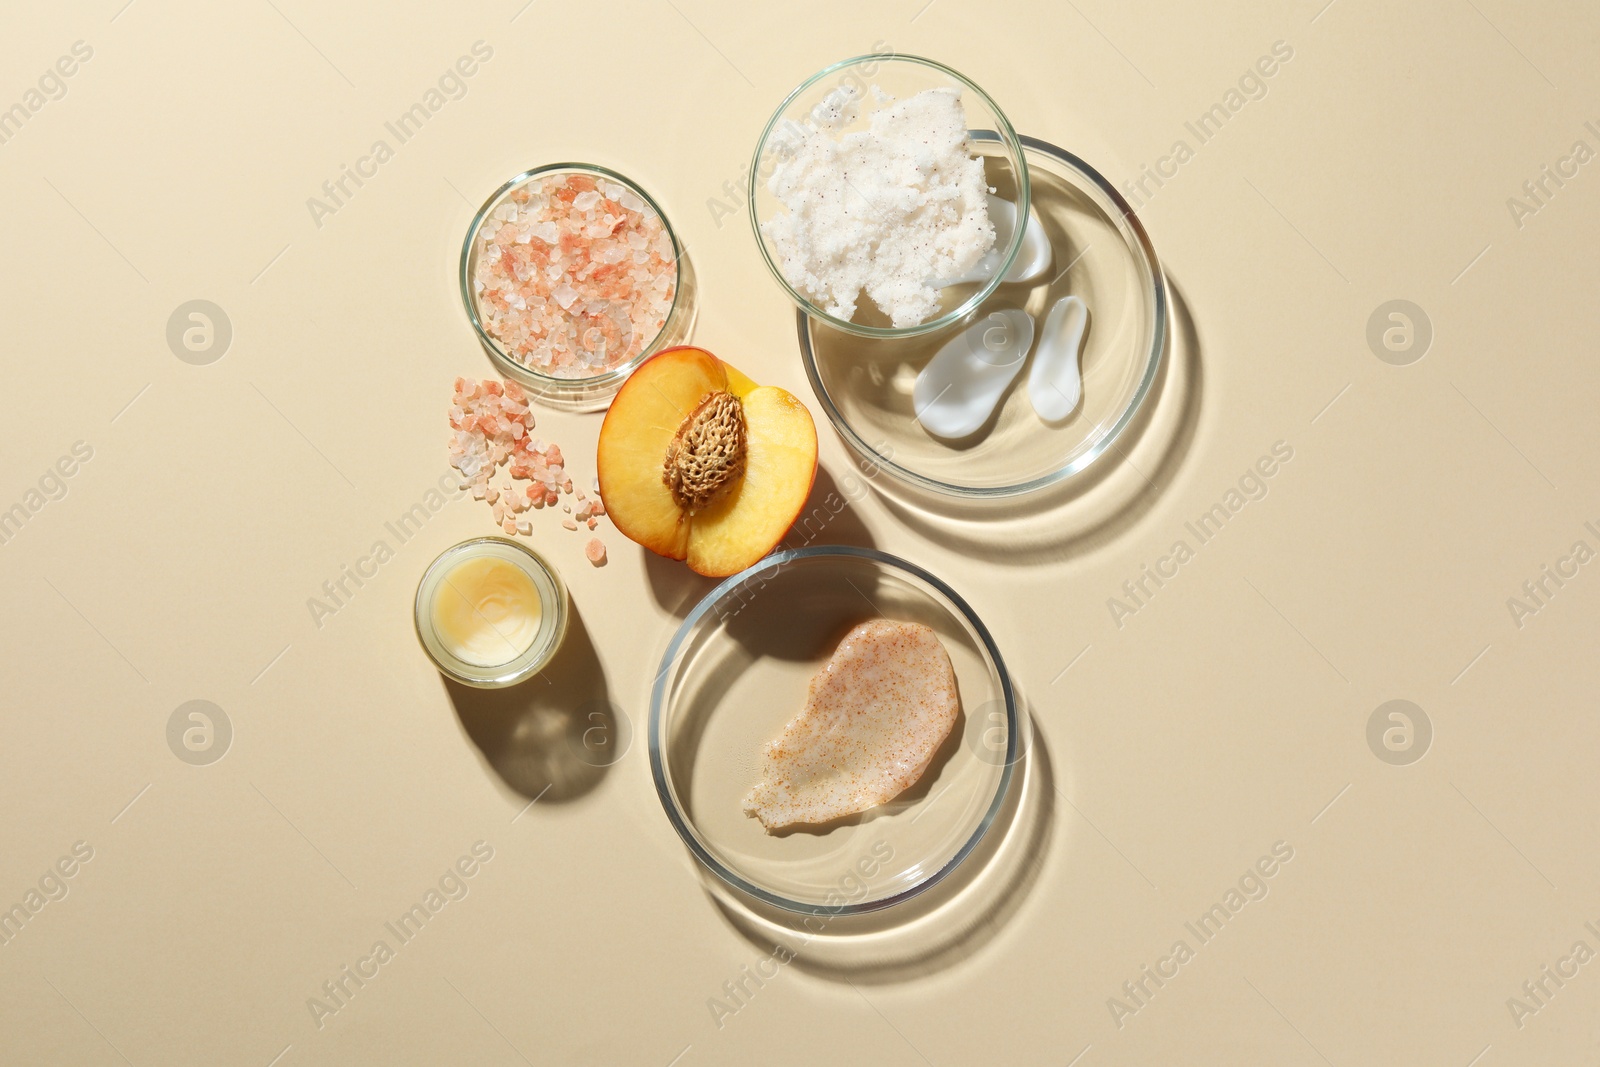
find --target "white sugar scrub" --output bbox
[760,85,996,328]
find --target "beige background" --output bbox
[2,0,1597,1064]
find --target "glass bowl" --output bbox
[459,162,694,412]
[414,537,569,688]
[748,54,1031,340]
[649,546,1020,915]
[798,133,1167,499]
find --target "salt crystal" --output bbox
[584,538,606,565]
[471,172,675,376]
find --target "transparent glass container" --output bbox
[460,163,695,412]
[649,546,1019,914]
[749,54,1031,340]
[414,537,569,688]
[798,133,1167,500]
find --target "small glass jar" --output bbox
[414,537,569,688]
[459,162,695,412]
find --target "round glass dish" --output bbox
[748,54,1030,340]
[414,537,569,688]
[649,546,1019,915]
[798,133,1167,499]
[459,163,693,412]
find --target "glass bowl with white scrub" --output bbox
[748,54,1031,340]
[414,537,569,688]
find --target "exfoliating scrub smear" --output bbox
[749,55,1031,339]
[415,537,569,688]
[649,547,1019,914]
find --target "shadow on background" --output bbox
[643,463,880,620]
[870,279,1204,565]
[446,605,623,804]
[705,704,1056,985]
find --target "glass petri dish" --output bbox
[649,546,1019,914]
[748,54,1030,340]
[459,163,694,412]
[414,537,569,688]
[798,133,1167,499]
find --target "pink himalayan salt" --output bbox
[447,377,610,542]
[584,539,607,566]
[472,173,676,379]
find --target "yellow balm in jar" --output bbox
[431,556,542,666]
[415,538,568,687]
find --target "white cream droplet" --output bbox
[1028,295,1089,422]
[913,308,1034,439]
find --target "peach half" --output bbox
[596,346,818,577]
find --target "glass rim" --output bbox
[797,131,1169,499]
[647,544,1019,916]
[413,535,569,688]
[747,53,1033,340]
[457,161,684,391]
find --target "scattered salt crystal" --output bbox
[450,376,603,540]
[584,539,606,565]
[562,518,578,531]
